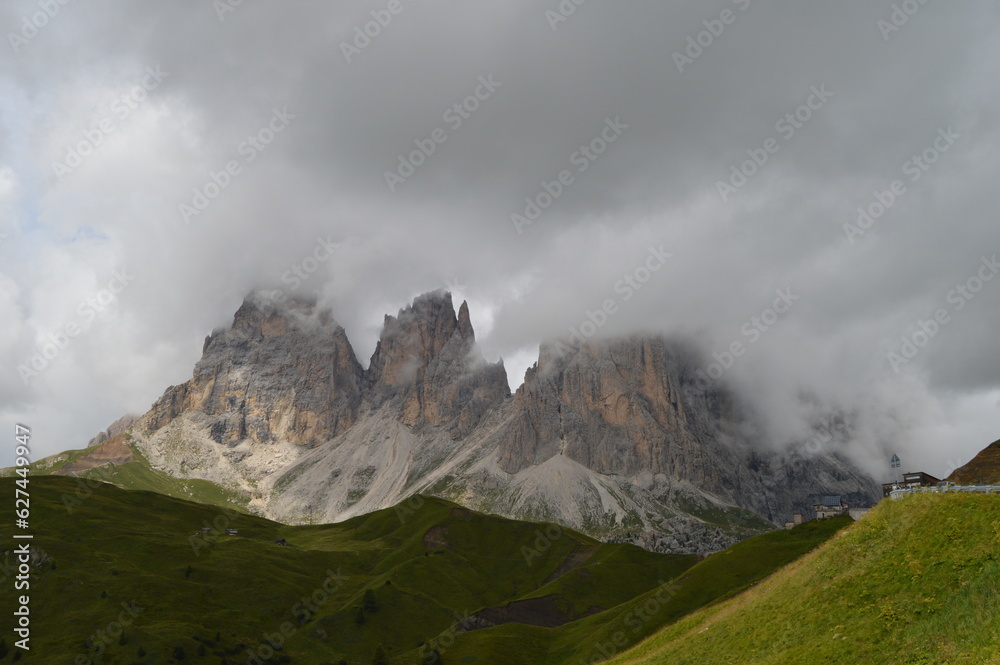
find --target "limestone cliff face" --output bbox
[496,338,720,477]
[491,336,877,524]
[139,293,365,448]
[96,290,880,551]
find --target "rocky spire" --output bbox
[366,291,508,436]
[367,291,465,391]
[457,300,474,340]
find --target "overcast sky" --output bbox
[2,1,999,478]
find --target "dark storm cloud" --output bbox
[1,0,998,476]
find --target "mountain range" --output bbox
[37,290,881,552]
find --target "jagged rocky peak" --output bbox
[141,290,364,446]
[367,290,510,436]
[211,291,335,343]
[141,290,509,446]
[368,291,469,387]
[456,299,475,339]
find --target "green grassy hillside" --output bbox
[0,477,703,664]
[413,515,851,665]
[606,492,1000,665]
[0,476,862,664]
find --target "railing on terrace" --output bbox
[889,485,1000,499]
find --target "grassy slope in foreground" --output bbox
[0,476,697,664]
[607,492,1000,665]
[414,515,851,665]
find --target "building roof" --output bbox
[818,496,843,506]
[902,471,941,483]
